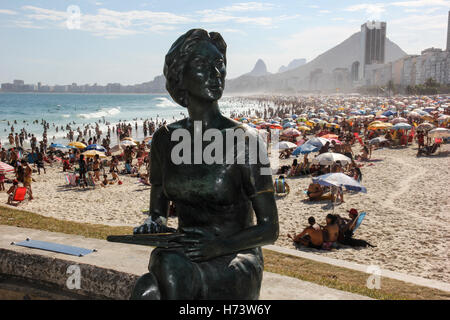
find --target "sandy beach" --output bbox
[1,143,449,283]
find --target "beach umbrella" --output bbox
[0,161,14,174]
[68,141,87,149]
[110,145,123,156]
[368,123,392,130]
[391,117,408,124]
[313,173,367,193]
[121,140,137,147]
[369,137,387,145]
[437,115,449,122]
[85,144,107,152]
[312,152,352,166]
[269,124,283,130]
[292,144,319,155]
[82,150,107,158]
[49,143,67,149]
[407,111,421,118]
[416,122,434,131]
[320,134,339,140]
[297,126,311,131]
[283,122,296,128]
[392,123,412,130]
[281,128,301,137]
[272,141,297,150]
[304,137,330,148]
[428,128,450,138]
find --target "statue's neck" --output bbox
[187,95,222,129]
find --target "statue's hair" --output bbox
[163,29,227,108]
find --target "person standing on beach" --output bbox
[22,160,33,200]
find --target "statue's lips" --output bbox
[207,85,223,91]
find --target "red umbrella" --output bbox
[0,161,14,174]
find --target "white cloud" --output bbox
[345,3,386,20]
[220,2,275,12]
[391,0,450,7]
[0,9,17,15]
[319,10,331,14]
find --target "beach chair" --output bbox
[86,175,97,188]
[10,187,27,205]
[352,212,366,232]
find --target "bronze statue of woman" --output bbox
[131,29,279,300]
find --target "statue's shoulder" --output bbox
[153,119,188,141]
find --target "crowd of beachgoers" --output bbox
[0,94,449,282]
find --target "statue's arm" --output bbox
[149,129,169,221]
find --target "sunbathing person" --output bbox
[6,180,19,205]
[274,175,290,196]
[322,214,339,250]
[288,217,323,249]
[306,182,324,201]
[336,209,376,248]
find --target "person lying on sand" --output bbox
[307,182,324,201]
[288,216,323,249]
[274,175,290,196]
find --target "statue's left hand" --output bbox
[177,227,225,262]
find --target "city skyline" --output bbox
[0,0,449,85]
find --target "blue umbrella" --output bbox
[392,123,412,130]
[85,144,107,152]
[313,173,367,193]
[382,110,396,117]
[283,122,295,128]
[292,144,319,155]
[49,143,67,149]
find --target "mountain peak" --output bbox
[247,59,269,76]
[278,58,307,73]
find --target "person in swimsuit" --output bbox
[132,29,278,300]
[307,182,324,201]
[93,154,101,181]
[21,160,33,200]
[288,216,323,249]
[322,214,339,250]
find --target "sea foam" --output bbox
[78,107,121,119]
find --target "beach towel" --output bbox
[13,187,27,202]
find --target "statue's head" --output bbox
[164,29,227,108]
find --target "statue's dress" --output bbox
[149,119,273,299]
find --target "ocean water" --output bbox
[0,93,251,147]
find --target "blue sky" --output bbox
[0,0,449,85]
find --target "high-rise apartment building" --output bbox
[360,21,387,78]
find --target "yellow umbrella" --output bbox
[297,126,311,131]
[368,121,383,127]
[68,141,87,149]
[368,123,392,130]
[82,150,107,158]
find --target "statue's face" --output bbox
[183,40,226,102]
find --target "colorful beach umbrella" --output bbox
[0,161,14,174]
[292,144,319,155]
[82,150,107,158]
[392,123,412,130]
[272,141,297,150]
[68,141,87,149]
[85,144,107,152]
[428,128,450,138]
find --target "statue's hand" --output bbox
[177,227,225,262]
